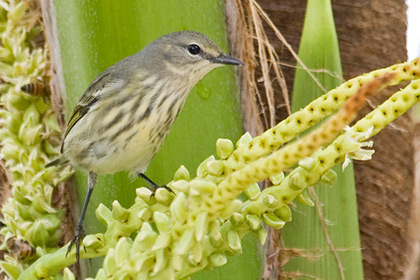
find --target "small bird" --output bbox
[47,31,243,264]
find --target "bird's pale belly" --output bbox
[64,117,169,175]
[87,141,158,175]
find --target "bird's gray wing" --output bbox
[61,71,123,152]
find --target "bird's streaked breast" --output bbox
[63,74,192,174]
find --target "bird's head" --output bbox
[141,31,243,83]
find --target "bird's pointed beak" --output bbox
[211,54,243,66]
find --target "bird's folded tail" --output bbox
[45,156,69,168]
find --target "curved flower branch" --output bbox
[16,58,420,280]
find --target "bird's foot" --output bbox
[138,173,175,197]
[66,224,86,271]
[150,184,175,197]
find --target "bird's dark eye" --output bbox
[187,44,201,55]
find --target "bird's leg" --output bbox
[67,171,97,271]
[138,173,175,196]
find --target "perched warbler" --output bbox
[48,31,243,263]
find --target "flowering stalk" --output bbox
[222,57,419,176]
[204,72,396,218]
[0,1,72,279]
[244,77,420,217]
[17,59,420,280]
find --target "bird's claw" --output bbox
[66,225,86,271]
[150,184,175,198]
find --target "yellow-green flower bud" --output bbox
[0,47,13,63]
[3,214,18,233]
[174,165,190,181]
[270,172,284,185]
[95,203,113,226]
[6,113,22,135]
[189,179,216,195]
[83,234,105,250]
[43,140,59,156]
[173,229,194,256]
[2,140,24,160]
[136,207,152,222]
[94,269,107,279]
[209,219,221,233]
[115,238,131,265]
[262,213,285,229]
[172,254,183,271]
[290,172,306,190]
[298,190,314,207]
[153,212,170,233]
[170,180,190,194]
[196,156,214,177]
[133,254,154,272]
[12,187,30,204]
[103,248,117,274]
[244,183,260,200]
[207,160,224,177]
[32,194,55,214]
[152,233,171,251]
[245,214,261,231]
[298,157,316,171]
[1,261,21,279]
[40,214,61,231]
[9,91,32,111]
[188,243,203,265]
[154,187,174,206]
[262,194,278,208]
[208,253,227,268]
[23,104,40,127]
[17,202,32,220]
[275,205,292,222]
[320,169,337,186]
[116,272,130,280]
[216,138,234,159]
[136,187,154,203]
[194,212,208,242]
[42,111,61,133]
[115,237,131,267]
[341,137,363,156]
[63,268,75,280]
[257,227,268,245]
[209,232,223,248]
[18,124,42,146]
[227,230,241,254]
[9,2,26,23]
[152,249,169,275]
[34,264,49,279]
[236,132,252,148]
[230,212,245,227]
[27,221,49,247]
[0,62,14,77]
[0,128,18,142]
[170,192,187,223]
